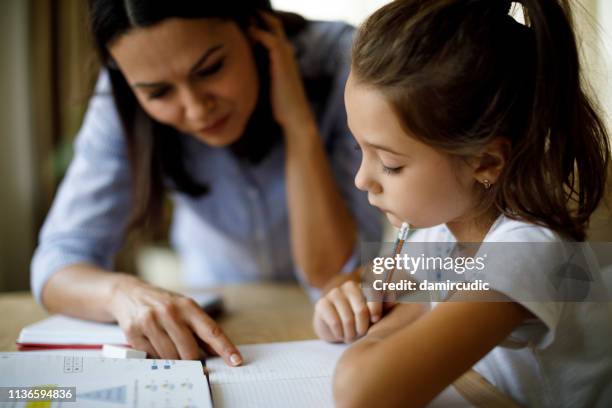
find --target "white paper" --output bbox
[17,315,128,345]
[6,340,474,408]
[206,339,473,408]
[207,340,346,408]
[17,293,221,347]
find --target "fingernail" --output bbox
[371,314,380,323]
[230,353,242,366]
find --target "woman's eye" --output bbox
[196,58,225,78]
[382,164,403,175]
[147,87,170,100]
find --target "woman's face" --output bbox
[109,18,259,147]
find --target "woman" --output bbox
[31,0,381,365]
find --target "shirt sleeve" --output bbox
[475,224,567,349]
[30,70,132,305]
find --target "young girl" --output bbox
[312,0,612,406]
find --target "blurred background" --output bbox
[1,0,611,293]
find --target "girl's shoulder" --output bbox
[407,215,565,244]
[407,223,453,243]
[484,215,563,243]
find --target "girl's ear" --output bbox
[469,137,511,186]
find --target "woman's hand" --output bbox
[313,280,391,343]
[249,12,316,134]
[108,276,242,365]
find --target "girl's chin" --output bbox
[385,212,405,228]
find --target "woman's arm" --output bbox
[333,297,530,408]
[42,263,124,322]
[41,264,242,366]
[284,123,357,288]
[31,70,241,365]
[250,14,357,289]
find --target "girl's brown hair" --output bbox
[352,0,610,241]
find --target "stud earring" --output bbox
[482,179,492,189]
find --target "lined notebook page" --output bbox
[206,340,346,407]
[206,339,473,408]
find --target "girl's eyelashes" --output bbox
[382,164,403,175]
[353,143,403,174]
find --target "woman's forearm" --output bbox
[284,123,357,288]
[41,263,137,322]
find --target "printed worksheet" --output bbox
[0,353,212,408]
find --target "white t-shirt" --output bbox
[408,215,612,407]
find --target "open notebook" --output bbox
[207,340,346,407]
[206,340,472,408]
[2,340,472,407]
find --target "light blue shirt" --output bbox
[31,20,382,303]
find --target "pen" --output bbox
[383,222,410,299]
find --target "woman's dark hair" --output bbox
[88,0,306,232]
[352,0,610,241]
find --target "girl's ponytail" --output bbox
[500,0,610,240]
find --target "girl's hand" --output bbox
[313,280,389,343]
[249,12,316,133]
[108,276,242,365]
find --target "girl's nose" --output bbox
[354,162,382,194]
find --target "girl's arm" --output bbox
[250,14,357,288]
[333,297,531,408]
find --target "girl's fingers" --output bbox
[313,314,338,343]
[314,297,343,341]
[183,300,243,367]
[328,288,357,342]
[341,282,370,337]
[367,301,384,323]
[156,304,201,360]
[384,301,398,312]
[140,311,180,360]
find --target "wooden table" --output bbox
[0,283,518,407]
[0,283,315,351]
